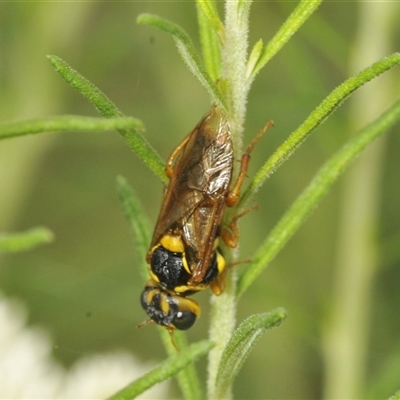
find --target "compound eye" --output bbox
[172,310,197,330]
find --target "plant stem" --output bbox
[221,0,251,148]
[322,3,400,398]
[207,2,251,399]
[207,270,238,400]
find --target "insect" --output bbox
[140,105,268,335]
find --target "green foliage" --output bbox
[108,340,213,400]
[215,309,287,399]
[239,54,400,208]
[158,329,205,400]
[48,55,166,183]
[196,0,223,81]
[137,14,225,109]
[0,227,54,253]
[2,1,400,399]
[116,176,151,280]
[247,0,322,83]
[129,3,399,399]
[238,97,400,297]
[0,116,143,140]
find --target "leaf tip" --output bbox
[136,13,152,25]
[47,54,65,71]
[116,174,128,187]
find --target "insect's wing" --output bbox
[148,124,200,251]
[180,109,234,281]
[149,107,233,283]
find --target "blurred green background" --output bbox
[1,2,400,399]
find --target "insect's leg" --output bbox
[137,318,156,329]
[210,268,226,296]
[168,328,179,351]
[138,318,179,350]
[221,204,258,248]
[226,120,274,207]
[210,257,252,295]
[165,130,194,178]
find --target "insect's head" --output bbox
[140,279,201,331]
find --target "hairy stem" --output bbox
[207,2,252,399]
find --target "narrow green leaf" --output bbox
[0,227,54,253]
[137,14,226,109]
[241,53,400,208]
[237,97,400,297]
[108,340,213,400]
[47,55,122,118]
[214,309,287,399]
[48,55,166,183]
[248,0,322,83]
[246,38,263,81]
[277,2,348,74]
[196,0,223,81]
[0,115,143,140]
[196,0,224,38]
[116,176,152,280]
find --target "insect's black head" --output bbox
[140,280,200,331]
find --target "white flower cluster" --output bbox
[0,293,167,399]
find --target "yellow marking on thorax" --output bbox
[149,270,160,283]
[160,235,185,253]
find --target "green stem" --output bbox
[207,271,238,400]
[221,1,251,146]
[207,2,252,399]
